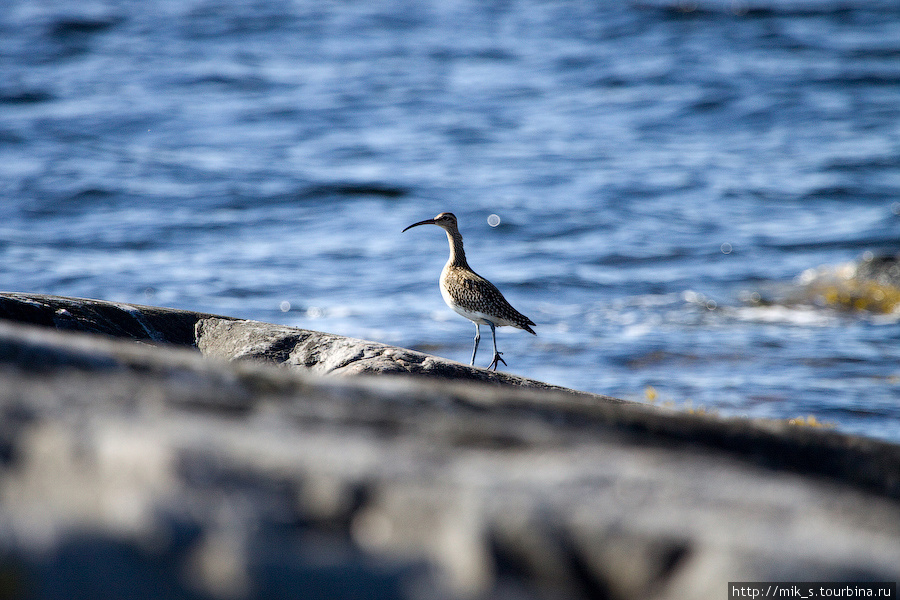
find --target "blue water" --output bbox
[2,0,899,440]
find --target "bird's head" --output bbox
[402,212,458,233]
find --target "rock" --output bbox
[856,253,900,288]
[0,293,899,599]
[753,253,900,314]
[0,292,618,394]
[0,291,231,345]
[194,317,610,394]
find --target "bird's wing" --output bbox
[455,272,536,331]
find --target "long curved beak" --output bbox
[402,218,436,232]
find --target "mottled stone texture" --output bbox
[194,317,601,393]
[0,292,899,600]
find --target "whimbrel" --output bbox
[403,212,536,370]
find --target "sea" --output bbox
[1,0,899,441]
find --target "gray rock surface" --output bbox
[194,317,609,394]
[0,292,615,393]
[0,292,899,599]
[0,291,229,345]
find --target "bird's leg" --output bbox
[470,323,481,366]
[487,321,506,371]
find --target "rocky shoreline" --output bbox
[0,291,898,599]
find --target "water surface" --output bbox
[2,0,899,439]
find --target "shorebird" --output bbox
[403,212,536,370]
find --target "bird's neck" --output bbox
[445,230,469,268]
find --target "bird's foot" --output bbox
[488,352,506,371]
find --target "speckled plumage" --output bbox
[403,212,535,370]
[440,265,536,333]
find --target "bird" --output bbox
[402,212,536,371]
